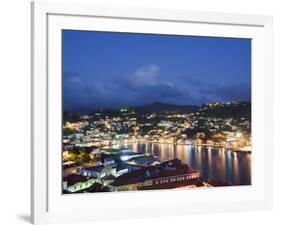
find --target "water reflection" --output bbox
[121,142,251,186]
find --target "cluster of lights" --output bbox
[120,108,128,113]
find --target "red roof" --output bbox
[139,178,204,190]
[111,159,199,187]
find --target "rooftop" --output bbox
[139,178,204,190]
[63,174,88,186]
[84,183,110,192]
[83,165,104,173]
[111,159,199,187]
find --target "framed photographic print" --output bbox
[31,1,273,224]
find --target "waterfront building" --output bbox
[63,161,81,177]
[80,165,109,181]
[111,164,130,177]
[119,152,145,161]
[109,159,201,191]
[104,157,116,167]
[63,174,96,193]
[126,155,161,166]
[103,175,116,186]
[63,150,69,160]
[89,148,100,159]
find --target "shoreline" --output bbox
[113,140,252,153]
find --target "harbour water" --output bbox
[120,142,251,186]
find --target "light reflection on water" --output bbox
[121,142,251,185]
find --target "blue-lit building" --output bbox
[80,165,107,181]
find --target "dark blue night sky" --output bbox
[63,30,251,112]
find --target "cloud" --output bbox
[125,65,193,105]
[199,83,251,102]
[63,71,143,111]
[126,64,179,95]
[63,65,197,112]
[63,67,251,112]
[127,64,160,86]
[182,76,204,87]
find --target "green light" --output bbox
[120,108,128,113]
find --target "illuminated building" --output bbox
[63,174,96,193]
[109,159,201,191]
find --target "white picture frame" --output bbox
[31,1,273,224]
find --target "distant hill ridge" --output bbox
[134,102,200,113]
[134,101,251,120]
[64,101,251,121]
[201,101,251,120]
